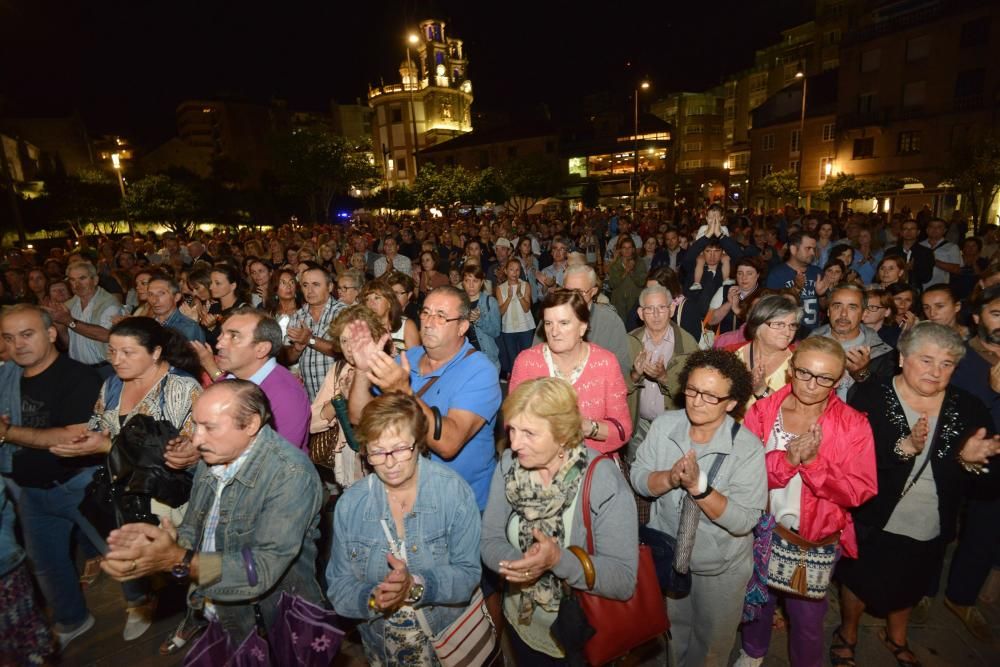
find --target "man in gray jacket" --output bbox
[101,380,324,643]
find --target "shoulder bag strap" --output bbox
[580,454,612,555]
[414,348,476,398]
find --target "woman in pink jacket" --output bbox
[734,336,878,667]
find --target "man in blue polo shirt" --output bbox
[347,285,501,510]
[146,275,205,342]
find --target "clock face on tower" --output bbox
[436,64,446,77]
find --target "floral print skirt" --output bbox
[0,561,55,666]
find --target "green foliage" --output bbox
[944,130,1000,232]
[815,173,872,202]
[411,163,476,210]
[496,155,564,214]
[123,174,201,235]
[271,126,380,223]
[470,167,508,206]
[21,169,122,236]
[757,169,800,203]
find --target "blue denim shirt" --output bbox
[0,362,24,474]
[471,292,501,371]
[326,457,482,658]
[177,425,324,640]
[0,479,24,576]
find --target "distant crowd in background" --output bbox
[0,201,998,667]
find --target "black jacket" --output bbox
[883,243,935,289]
[848,380,995,542]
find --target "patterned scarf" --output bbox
[504,446,588,624]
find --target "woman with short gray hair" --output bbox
[834,321,1000,666]
[735,295,803,410]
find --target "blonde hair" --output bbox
[502,377,584,448]
[790,336,847,375]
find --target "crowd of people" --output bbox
[0,201,998,667]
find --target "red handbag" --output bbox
[571,454,670,666]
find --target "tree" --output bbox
[582,177,601,209]
[123,174,201,235]
[411,163,476,212]
[497,155,564,214]
[272,127,380,223]
[757,169,800,205]
[815,173,872,205]
[945,130,1000,234]
[24,168,121,237]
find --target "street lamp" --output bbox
[405,32,422,182]
[111,152,133,233]
[722,159,731,210]
[633,80,651,212]
[795,70,807,207]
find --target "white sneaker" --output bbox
[123,597,157,641]
[732,650,764,667]
[55,613,95,650]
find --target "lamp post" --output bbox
[722,159,731,210]
[111,152,133,234]
[795,70,807,208]
[633,80,650,213]
[405,32,421,183]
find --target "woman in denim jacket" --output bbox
[461,263,501,372]
[327,393,483,665]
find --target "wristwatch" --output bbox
[308,336,317,347]
[67,319,77,329]
[171,548,196,579]
[405,582,425,605]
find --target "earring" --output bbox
[558,449,565,459]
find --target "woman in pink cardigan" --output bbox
[509,289,632,453]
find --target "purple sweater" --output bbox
[257,364,311,452]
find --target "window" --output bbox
[906,35,930,61]
[820,157,833,181]
[686,125,703,135]
[822,58,839,71]
[853,137,875,159]
[784,63,802,84]
[761,163,774,177]
[390,107,403,124]
[955,69,985,99]
[960,19,989,48]
[750,72,768,92]
[822,123,836,141]
[902,81,926,108]
[395,152,407,174]
[762,133,775,151]
[789,160,800,173]
[825,29,841,45]
[684,142,703,152]
[857,92,877,113]
[790,130,801,154]
[568,157,587,178]
[898,131,921,154]
[680,159,703,170]
[860,49,881,72]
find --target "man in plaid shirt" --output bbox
[282,267,345,400]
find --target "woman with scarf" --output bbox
[833,322,999,667]
[481,377,638,664]
[734,337,877,667]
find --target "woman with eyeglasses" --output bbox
[734,337,877,667]
[327,392,489,665]
[510,289,633,454]
[631,349,766,667]
[863,287,902,348]
[833,323,998,667]
[735,295,803,410]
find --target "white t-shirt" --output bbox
[920,239,960,289]
[765,410,803,531]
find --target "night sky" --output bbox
[0,0,808,145]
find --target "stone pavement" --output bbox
[58,565,1000,666]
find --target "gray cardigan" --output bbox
[631,410,767,576]
[481,448,638,600]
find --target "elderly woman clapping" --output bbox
[481,377,638,664]
[833,322,1000,667]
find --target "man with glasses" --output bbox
[346,285,502,511]
[626,285,699,460]
[535,236,570,297]
[808,283,894,400]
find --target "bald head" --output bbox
[191,380,273,465]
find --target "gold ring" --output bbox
[524,570,530,577]
[129,559,138,573]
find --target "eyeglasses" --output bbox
[337,284,358,291]
[765,321,800,332]
[791,366,839,387]
[366,444,416,465]
[864,305,883,312]
[642,305,671,314]
[419,309,464,325]
[683,386,731,405]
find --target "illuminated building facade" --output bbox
[368,18,473,188]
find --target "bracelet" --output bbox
[960,460,986,475]
[587,419,600,439]
[368,592,381,613]
[690,484,713,500]
[893,436,916,461]
[431,406,442,440]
